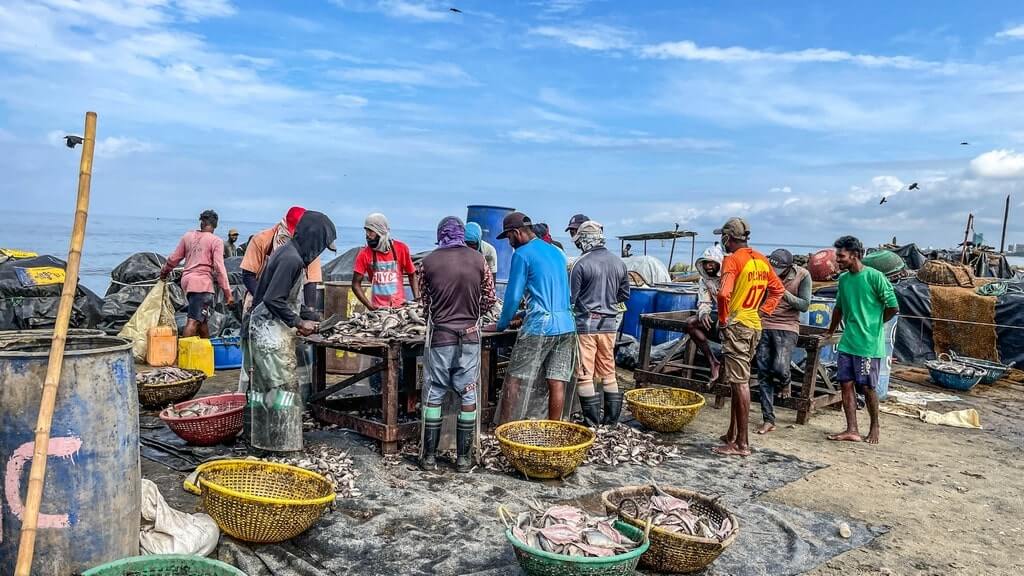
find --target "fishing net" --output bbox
[930,285,999,361]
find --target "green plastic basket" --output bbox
[80,554,246,576]
[505,520,650,576]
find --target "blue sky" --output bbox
[2,0,1024,248]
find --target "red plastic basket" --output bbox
[159,392,246,446]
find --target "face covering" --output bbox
[366,236,380,249]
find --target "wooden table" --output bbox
[304,331,517,453]
[633,310,843,424]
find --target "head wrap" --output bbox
[364,212,392,254]
[274,206,306,249]
[436,216,466,249]
[464,222,483,250]
[572,220,605,253]
[533,223,554,244]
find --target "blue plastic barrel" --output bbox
[467,205,515,281]
[210,336,242,369]
[0,334,140,575]
[800,297,837,365]
[653,287,698,345]
[620,287,658,339]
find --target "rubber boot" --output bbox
[580,394,603,427]
[455,420,475,472]
[420,416,442,471]
[602,392,624,426]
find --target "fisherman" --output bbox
[533,223,565,251]
[685,244,725,382]
[755,249,811,434]
[224,228,243,258]
[565,213,590,237]
[160,209,233,339]
[495,212,576,422]
[712,217,785,457]
[418,217,497,471]
[824,236,899,445]
[464,221,498,278]
[622,243,633,258]
[352,213,418,310]
[241,206,322,315]
[246,211,337,453]
[570,220,630,426]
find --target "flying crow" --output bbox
[64,135,84,148]
[908,182,919,190]
[449,7,462,13]
[879,197,888,205]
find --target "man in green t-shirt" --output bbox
[824,236,899,445]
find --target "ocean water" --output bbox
[1,210,829,294]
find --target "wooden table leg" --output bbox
[797,344,821,425]
[480,341,493,412]
[382,342,400,454]
[638,323,654,372]
[312,345,327,397]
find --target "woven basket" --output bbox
[137,369,205,409]
[184,459,335,543]
[601,485,738,574]
[625,388,705,433]
[495,420,595,479]
[82,554,246,576]
[917,260,974,287]
[159,392,246,446]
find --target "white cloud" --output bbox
[333,63,472,86]
[640,40,930,69]
[380,1,446,22]
[532,0,590,16]
[995,25,1024,40]
[335,93,369,108]
[770,186,792,194]
[970,149,1024,179]
[529,24,632,51]
[506,128,725,151]
[175,0,235,21]
[46,130,153,157]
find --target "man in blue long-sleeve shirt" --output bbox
[495,212,576,422]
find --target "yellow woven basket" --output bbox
[625,388,705,433]
[183,459,335,543]
[495,420,595,479]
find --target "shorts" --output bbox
[576,332,616,382]
[425,343,480,405]
[508,333,576,383]
[837,352,880,393]
[186,292,214,323]
[721,323,761,385]
[692,312,720,342]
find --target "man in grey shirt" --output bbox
[569,220,630,426]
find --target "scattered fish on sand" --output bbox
[586,425,681,467]
[321,303,427,341]
[506,504,640,558]
[137,367,201,386]
[263,443,361,499]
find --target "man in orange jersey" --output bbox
[711,218,785,457]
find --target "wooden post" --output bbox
[1000,195,1010,253]
[668,223,679,270]
[960,213,973,264]
[15,112,96,576]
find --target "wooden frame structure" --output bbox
[617,224,698,270]
[633,310,843,424]
[305,331,517,453]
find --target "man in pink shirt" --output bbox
[161,210,234,338]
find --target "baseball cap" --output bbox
[497,211,532,239]
[565,213,590,232]
[228,228,239,235]
[713,217,751,239]
[768,249,793,273]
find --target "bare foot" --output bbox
[827,431,863,442]
[719,433,734,443]
[780,384,791,399]
[757,423,776,435]
[864,428,880,444]
[709,361,721,383]
[712,443,751,457]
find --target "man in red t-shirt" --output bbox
[352,212,418,309]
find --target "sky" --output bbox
[2,0,1024,249]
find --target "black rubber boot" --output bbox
[420,417,442,471]
[602,392,624,426]
[580,394,603,427]
[455,420,475,472]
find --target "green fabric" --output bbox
[458,410,477,422]
[836,266,898,358]
[424,406,442,419]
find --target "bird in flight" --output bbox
[908,182,919,191]
[879,197,888,205]
[960,141,970,145]
[449,7,462,13]
[64,135,84,148]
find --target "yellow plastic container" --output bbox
[178,336,215,377]
[146,325,178,367]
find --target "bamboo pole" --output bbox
[14,111,96,576]
[1000,195,1010,254]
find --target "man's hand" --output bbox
[296,320,318,337]
[699,313,712,331]
[226,295,235,307]
[822,329,835,341]
[509,316,524,330]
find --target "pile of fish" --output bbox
[321,303,427,341]
[619,485,733,542]
[586,425,681,467]
[925,359,986,377]
[482,298,503,325]
[507,504,639,558]
[478,434,517,474]
[164,401,231,418]
[137,367,201,386]
[263,443,361,499]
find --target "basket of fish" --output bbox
[949,351,1013,385]
[498,504,650,576]
[495,420,595,479]
[602,485,738,574]
[159,392,246,446]
[925,357,986,391]
[624,388,706,433]
[137,367,206,409]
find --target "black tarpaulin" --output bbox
[0,255,102,330]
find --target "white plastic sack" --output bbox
[119,280,177,361]
[140,478,219,556]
